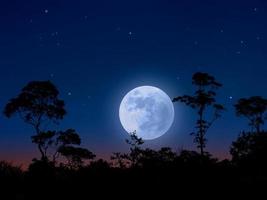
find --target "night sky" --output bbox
[0,0,267,166]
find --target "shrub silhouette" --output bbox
[0,161,22,179]
[111,152,130,168]
[231,131,267,170]
[88,159,110,170]
[135,147,179,169]
[178,150,217,166]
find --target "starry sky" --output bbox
[0,0,267,165]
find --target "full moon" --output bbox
[119,86,175,140]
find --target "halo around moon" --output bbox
[119,86,175,140]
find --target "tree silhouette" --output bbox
[58,146,95,169]
[49,129,96,168]
[235,96,267,133]
[56,129,81,146]
[231,96,267,169]
[31,130,56,161]
[173,72,224,156]
[4,81,66,160]
[231,131,267,169]
[53,129,81,162]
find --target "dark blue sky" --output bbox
[0,0,267,165]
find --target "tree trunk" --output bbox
[38,143,46,161]
[35,125,46,161]
[199,107,205,158]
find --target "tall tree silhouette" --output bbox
[173,72,224,156]
[235,96,267,133]
[4,81,66,160]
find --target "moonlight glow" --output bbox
[119,86,175,140]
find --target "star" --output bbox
[51,32,58,37]
[67,92,72,96]
[236,51,241,55]
[253,8,258,12]
[176,76,181,81]
[240,40,244,44]
[44,9,49,14]
[128,32,134,40]
[56,42,60,46]
[220,29,224,33]
[194,41,198,45]
[229,96,233,100]
[256,36,260,40]
[50,73,54,78]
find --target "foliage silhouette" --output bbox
[134,147,179,169]
[173,72,224,156]
[231,96,267,171]
[178,150,217,166]
[27,158,55,178]
[231,131,267,170]
[4,81,66,160]
[111,131,144,168]
[0,161,22,179]
[30,128,95,168]
[235,96,267,133]
[58,146,95,169]
[111,152,129,168]
[88,159,110,170]
[31,130,56,161]
[52,128,82,162]
[124,131,144,168]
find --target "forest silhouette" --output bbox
[1,72,267,199]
